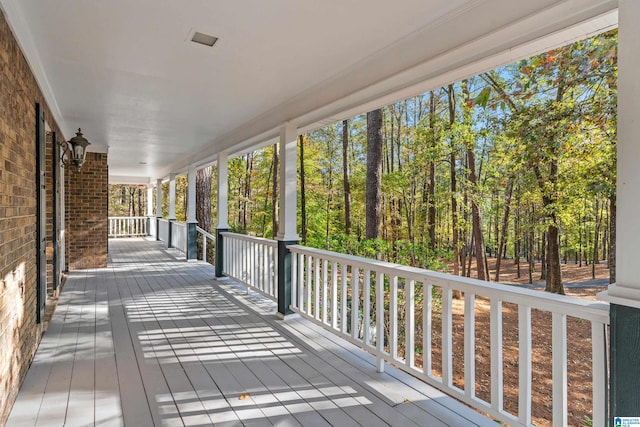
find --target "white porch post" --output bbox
[146,184,154,216]
[168,173,177,248]
[186,166,197,260]
[277,122,300,242]
[604,1,640,304]
[215,152,229,277]
[276,122,300,318]
[155,178,163,241]
[216,153,229,230]
[187,167,197,224]
[598,0,640,422]
[146,184,154,237]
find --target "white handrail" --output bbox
[288,244,609,427]
[221,232,278,301]
[108,216,148,237]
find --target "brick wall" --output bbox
[65,152,109,270]
[0,9,66,425]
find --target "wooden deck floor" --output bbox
[7,238,495,427]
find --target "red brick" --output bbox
[0,8,110,424]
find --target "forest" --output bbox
[109,30,617,295]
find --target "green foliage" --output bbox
[168,30,618,279]
[579,415,593,427]
[108,184,149,217]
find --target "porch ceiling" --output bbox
[0,0,617,183]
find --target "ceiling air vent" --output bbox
[191,32,218,47]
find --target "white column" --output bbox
[216,152,229,229]
[146,184,154,217]
[277,122,299,241]
[155,178,163,217]
[168,173,177,220]
[187,166,197,223]
[600,0,640,307]
[602,3,640,420]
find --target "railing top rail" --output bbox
[196,226,216,240]
[220,232,278,247]
[108,216,148,219]
[289,244,609,324]
[172,221,186,229]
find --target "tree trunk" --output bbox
[528,229,534,284]
[468,150,488,281]
[466,234,474,278]
[592,198,601,280]
[272,144,279,238]
[242,153,253,231]
[325,136,334,249]
[428,91,437,251]
[261,160,273,237]
[528,80,565,294]
[299,135,307,244]
[540,232,546,281]
[602,206,608,262]
[493,192,499,258]
[514,189,521,278]
[342,120,352,235]
[129,187,135,217]
[196,166,213,232]
[578,215,583,267]
[533,162,562,293]
[545,85,565,294]
[488,194,494,258]
[390,107,403,245]
[547,224,563,294]
[494,178,514,281]
[463,81,489,282]
[447,85,459,277]
[196,166,213,261]
[366,109,383,240]
[609,192,616,283]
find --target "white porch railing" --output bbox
[288,245,609,427]
[221,232,278,301]
[171,221,187,253]
[148,216,157,237]
[158,219,170,243]
[196,226,215,264]
[108,216,148,237]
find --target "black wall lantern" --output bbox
[59,128,91,170]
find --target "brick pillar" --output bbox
[65,152,108,270]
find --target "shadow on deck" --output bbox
[7,238,494,427]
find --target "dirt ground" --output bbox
[432,258,610,427]
[455,256,610,287]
